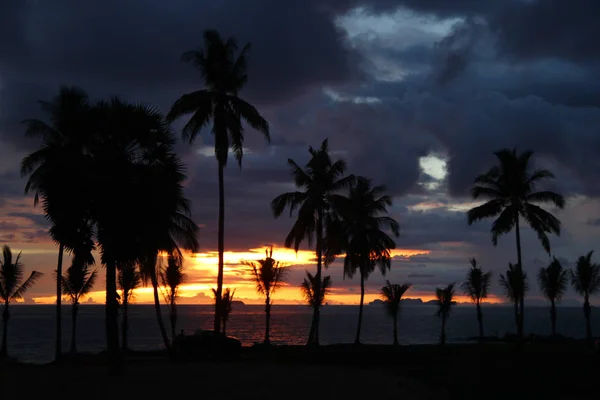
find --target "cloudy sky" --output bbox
[1,0,600,306]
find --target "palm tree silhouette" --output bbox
[380,280,411,345]
[0,245,43,358]
[244,246,288,345]
[271,139,353,345]
[167,29,269,334]
[538,257,568,336]
[160,255,186,342]
[435,283,456,345]
[212,288,236,336]
[499,263,528,340]
[20,86,93,361]
[300,271,332,342]
[571,251,600,342]
[61,258,97,354]
[117,262,141,352]
[329,177,399,344]
[461,258,492,342]
[467,149,564,336]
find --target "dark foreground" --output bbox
[2,343,599,399]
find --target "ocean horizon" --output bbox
[5,303,599,364]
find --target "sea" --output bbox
[5,304,599,364]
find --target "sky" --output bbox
[1,0,600,306]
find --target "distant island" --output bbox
[232,300,246,306]
[369,298,458,306]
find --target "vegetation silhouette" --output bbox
[61,260,97,354]
[537,257,568,336]
[461,258,491,342]
[300,271,332,341]
[327,177,399,344]
[117,262,141,352]
[212,288,236,336]
[467,148,564,340]
[244,247,288,345]
[167,29,270,334]
[271,139,354,345]
[499,263,528,340]
[380,280,412,345]
[160,255,186,342]
[0,245,43,358]
[435,283,455,345]
[571,251,600,343]
[20,86,93,361]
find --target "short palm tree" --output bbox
[499,263,528,340]
[61,259,97,354]
[300,271,332,342]
[0,245,43,358]
[538,257,568,336]
[160,255,186,342]
[435,283,456,345]
[168,29,269,334]
[272,139,354,345]
[380,280,412,345]
[212,288,236,336]
[117,262,141,352]
[571,251,600,342]
[244,246,287,344]
[461,258,492,342]
[330,177,399,344]
[467,149,564,335]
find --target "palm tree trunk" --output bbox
[1,303,9,358]
[265,297,271,345]
[513,300,520,337]
[550,299,557,336]
[308,210,324,346]
[476,301,484,343]
[440,315,446,345]
[214,162,225,335]
[354,272,365,345]
[55,243,64,361]
[70,303,78,354]
[151,274,171,350]
[393,312,398,346]
[170,301,177,343]
[121,299,129,352]
[584,295,592,343]
[223,319,227,336]
[515,217,525,342]
[105,260,121,375]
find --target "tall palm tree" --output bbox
[167,29,269,334]
[20,86,93,361]
[160,255,186,342]
[435,283,456,345]
[61,260,97,354]
[212,288,236,336]
[461,258,492,342]
[244,246,287,344]
[272,139,354,345]
[538,257,568,336]
[0,245,43,358]
[467,148,564,335]
[380,280,412,345]
[499,263,528,340]
[571,251,600,342]
[300,271,332,342]
[117,262,141,352]
[329,177,399,344]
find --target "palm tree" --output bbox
[300,271,332,342]
[329,177,399,344]
[538,257,568,336]
[212,288,236,336]
[272,139,354,345]
[160,255,186,342]
[117,262,141,352]
[167,29,269,334]
[467,149,564,335]
[571,251,600,342]
[244,246,287,344]
[461,258,492,342]
[61,260,97,354]
[0,245,43,358]
[499,263,528,340]
[20,86,93,361]
[435,283,456,345]
[380,280,412,345]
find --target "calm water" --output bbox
[5,304,599,363]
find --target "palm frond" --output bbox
[11,271,44,300]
